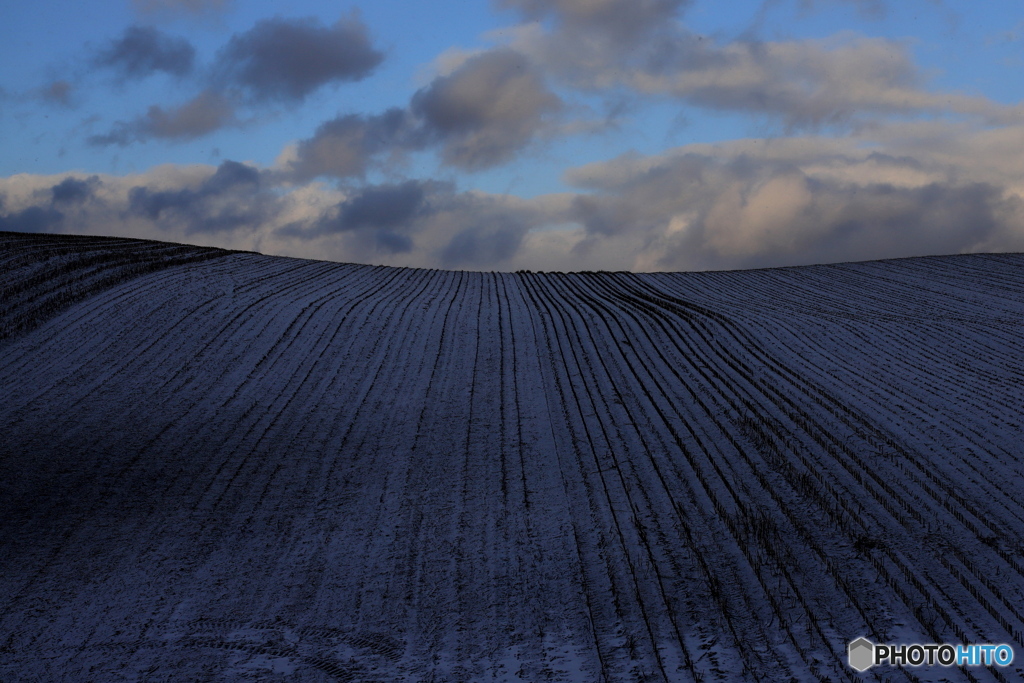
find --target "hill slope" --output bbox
[2,233,1024,681]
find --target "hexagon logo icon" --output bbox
[849,637,875,672]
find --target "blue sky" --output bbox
[2,0,1023,271]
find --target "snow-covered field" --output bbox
[2,231,1023,681]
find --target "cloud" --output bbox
[214,13,384,103]
[497,0,691,45]
[332,181,429,232]
[640,35,932,128]
[798,0,888,17]
[0,166,556,269]
[50,176,101,205]
[82,12,384,148]
[0,206,64,233]
[131,0,232,18]
[126,160,270,234]
[790,0,950,21]
[94,26,196,80]
[410,48,563,169]
[286,108,422,181]
[39,81,73,107]
[563,130,1024,270]
[270,186,571,269]
[437,205,532,267]
[6,119,1023,271]
[498,4,1019,130]
[0,165,292,250]
[785,0,887,19]
[286,48,561,179]
[282,180,434,255]
[278,179,554,265]
[89,90,236,146]
[279,180,449,256]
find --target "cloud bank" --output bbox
[566,136,1024,270]
[5,119,1024,271]
[7,0,1024,272]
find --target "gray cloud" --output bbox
[287,108,422,180]
[0,165,307,254]
[0,206,64,233]
[411,48,562,170]
[215,14,383,103]
[39,81,73,107]
[334,181,428,232]
[803,0,887,18]
[80,11,385,151]
[419,189,554,268]
[274,179,549,266]
[287,48,561,179]
[663,36,924,129]
[754,0,889,21]
[439,214,530,267]
[564,141,1024,270]
[89,90,236,146]
[83,12,383,148]
[202,158,261,191]
[498,0,691,45]
[7,118,1023,272]
[132,0,232,17]
[127,160,273,234]
[502,1,1016,130]
[51,176,101,205]
[795,0,954,21]
[405,187,543,267]
[279,180,440,255]
[95,26,196,81]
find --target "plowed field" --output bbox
[2,231,1023,681]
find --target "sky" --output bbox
[1,0,1023,271]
